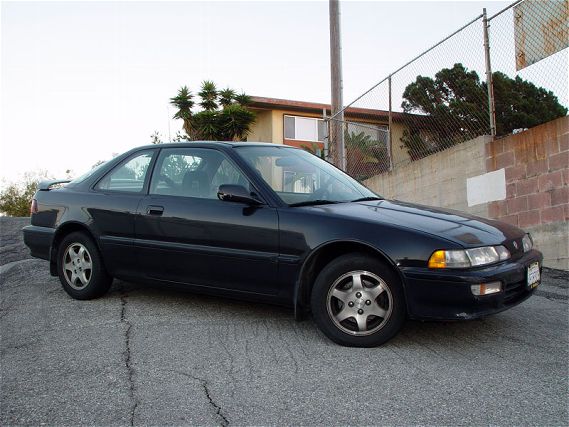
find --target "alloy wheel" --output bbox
[62,243,93,290]
[326,270,393,336]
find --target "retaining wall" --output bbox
[364,117,568,270]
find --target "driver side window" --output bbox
[211,159,250,191]
[151,152,203,197]
[150,148,251,199]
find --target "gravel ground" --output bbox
[1,217,568,426]
[0,218,32,267]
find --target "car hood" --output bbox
[314,199,524,247]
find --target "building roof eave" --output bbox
[248,96,416,123]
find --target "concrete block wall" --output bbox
[364,135,491,218]
[486,117,568,270]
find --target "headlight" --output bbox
[428,245,510,269]
[522,234,533,252]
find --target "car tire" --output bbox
[57,232,112,300]
[310,253,406,347]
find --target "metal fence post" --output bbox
[483,8,497,138]
[388,75,394,170]
[322,108,329,161]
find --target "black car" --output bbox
[23,142,542,347]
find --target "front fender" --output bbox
[293,239,406,320]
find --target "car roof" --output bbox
[132,141,299,151]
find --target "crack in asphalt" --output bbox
[174,370,229,426]
[120,287,139,426]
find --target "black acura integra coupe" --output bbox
[23,142,542,347]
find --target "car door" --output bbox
[89,149,156,277]
[134,146,280,295]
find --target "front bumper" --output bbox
[401,249,543,320]
[22,225,55,261]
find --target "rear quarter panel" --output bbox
[32,187,142,277]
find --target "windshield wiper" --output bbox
[350,196,384,202]
[288,200,341,207]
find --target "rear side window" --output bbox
[96,151,154,193]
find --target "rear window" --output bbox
[96,151,154,193]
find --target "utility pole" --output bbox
[329,0,346,170]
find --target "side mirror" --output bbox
[217,184,263,205]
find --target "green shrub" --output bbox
[0,180,38,217]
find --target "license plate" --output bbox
[527,262,540,289]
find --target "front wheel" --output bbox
[310,253,406,347]
[57,232,112,300]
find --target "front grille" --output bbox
[504,278,529,305]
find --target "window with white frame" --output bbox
[284,115,326,142]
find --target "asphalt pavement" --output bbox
[1,217,568,426]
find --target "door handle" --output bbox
[146,205,164,216]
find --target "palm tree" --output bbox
[220,104,256,141]
[198,80,218,111]
[169,86,194,137]
[345,130,375,155]
[170,81,256,141]
[192,110,219,140]
[234,92,252,106]
[344,130,390,180]
[219,88,236,108]
[299,142,325,159]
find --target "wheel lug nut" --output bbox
[365,300,371,305]
[356,292,362,298]
[348,301,354,307]
[358,309,364,315]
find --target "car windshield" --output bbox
[235,146,381,206]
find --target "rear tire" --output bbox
[57,232,112,300]
[310,253,406,347]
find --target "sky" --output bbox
[0,0,525,183]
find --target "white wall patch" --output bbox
[466,168,506,207]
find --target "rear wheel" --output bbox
[57,232,112,300]
[311,253,406,347]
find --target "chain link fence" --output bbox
[487,0,568,135]
[328,118,391,181]
[327,0,568,181]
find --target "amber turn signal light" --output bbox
[428,250,446,268]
